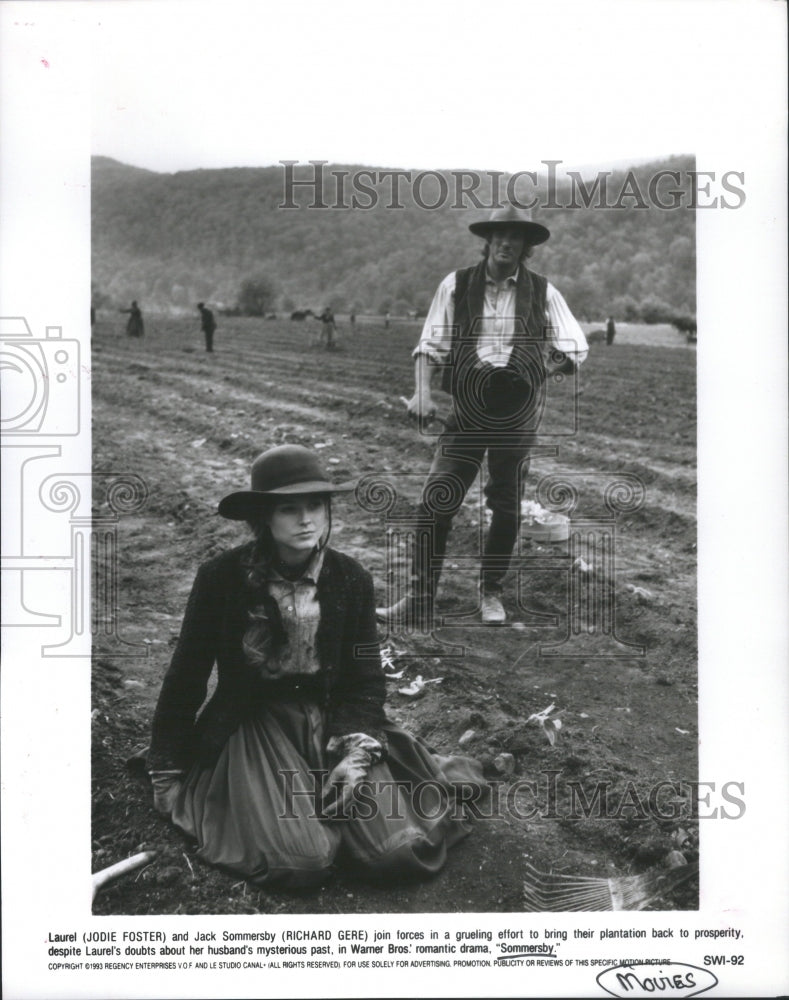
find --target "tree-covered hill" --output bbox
[92,155,695,321]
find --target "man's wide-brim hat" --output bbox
[468,204,550,246]
[218,445,355,520]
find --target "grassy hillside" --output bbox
[92,155,696,321]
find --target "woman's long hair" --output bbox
[240,494,332,670]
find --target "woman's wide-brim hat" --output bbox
[218,444,356,520]
[468,204,550,246]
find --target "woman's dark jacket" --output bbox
[148,544,387,771]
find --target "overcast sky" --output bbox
[85,0,764,175]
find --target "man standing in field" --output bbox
[376,205,588,627]
[318,306,338,350]
[197,302,216,353]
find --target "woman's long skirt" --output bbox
[170,701,486,888]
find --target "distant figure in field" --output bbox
[197,302,217,353]
[606,316,616,346]
[384,311,391,330]
[121,301,144,338]
[318,307,337,350]
[349,312,356,332]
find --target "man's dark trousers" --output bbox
[411,367,539,606]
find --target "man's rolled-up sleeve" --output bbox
[545,283,589,365]
[412,272,456,363]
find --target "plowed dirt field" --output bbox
[91,314,698,914]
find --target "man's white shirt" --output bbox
[414,268,589,369]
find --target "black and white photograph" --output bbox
[90,158,704,917]
[1,1,787,997]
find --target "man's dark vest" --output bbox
[441,260,549,426]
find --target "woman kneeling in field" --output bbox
[147,444,484,888]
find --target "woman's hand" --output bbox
[149,771,184,815]
[321,747,373,819]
